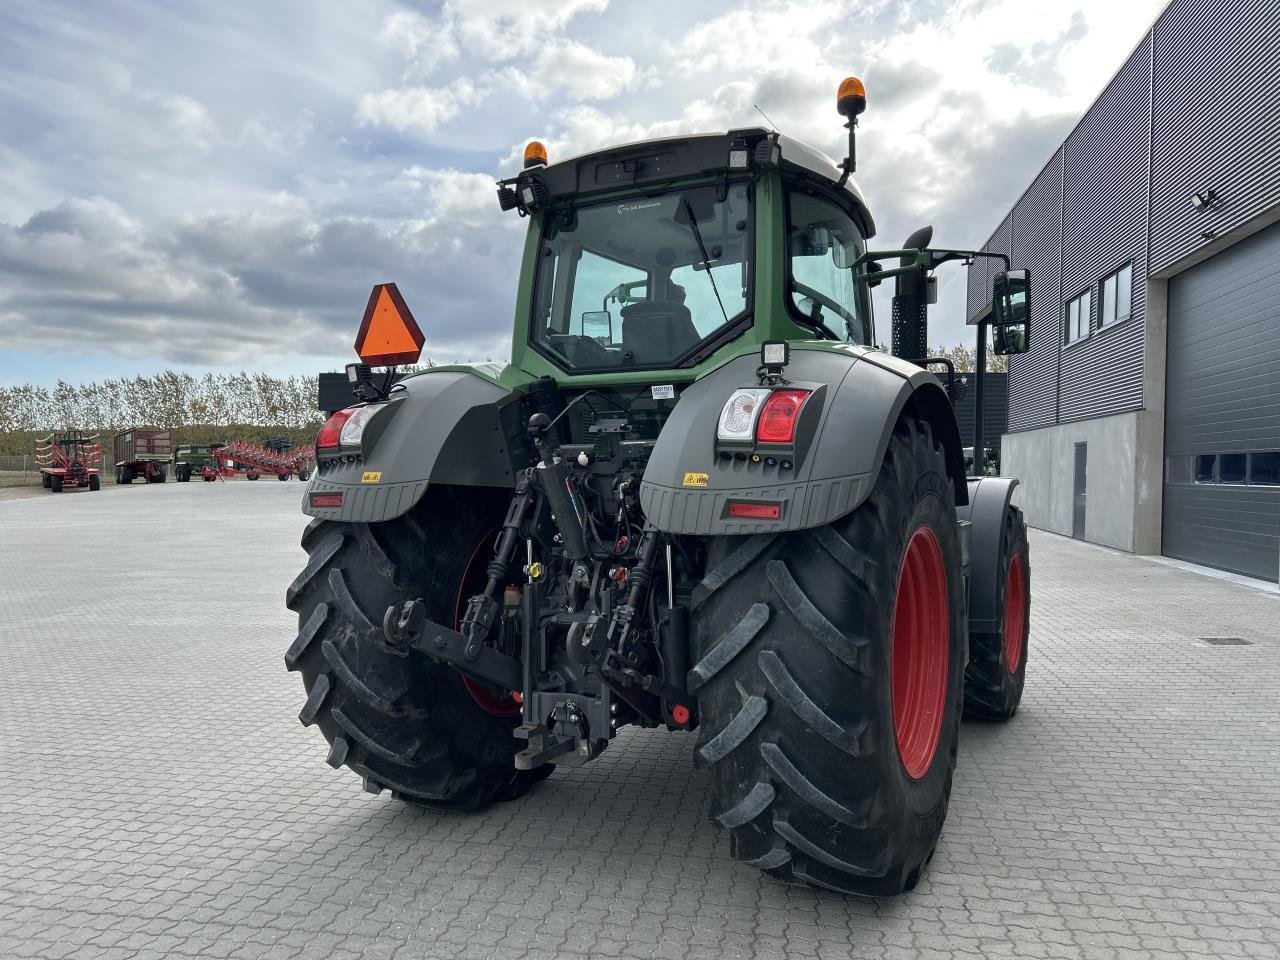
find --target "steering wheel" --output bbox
[793,281,858,331]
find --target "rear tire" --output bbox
[89,474,100,492]
[285,486,550,810]
[963,506,1029,720]
[42,473,51,489]
[691,417,966,896]
[50,474,63,493]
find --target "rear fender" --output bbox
[304,371,523,523]
[639,347,968,535]
[958,476,1019,633]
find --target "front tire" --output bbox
[691,417,966,896]
[285,486,549,810]
[89,474,100,491]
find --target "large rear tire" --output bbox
[963,505,1029,720]
[285,486,550,811]
[691,417,966,896]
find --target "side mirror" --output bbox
[993,321,1028,355]
[581,310,613,342]
[992,268,1029,326]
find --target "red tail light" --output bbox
[310,492,344,509]
[317,409,354,451]
[755,389,811,444]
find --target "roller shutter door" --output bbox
[1162,221,1280,581]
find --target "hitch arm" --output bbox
[383,600,523,692]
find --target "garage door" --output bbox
[1162,221,1280,582]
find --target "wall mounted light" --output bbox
[1190,189,1218,210]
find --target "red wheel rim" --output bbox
[1003,552,1026,673]
[454,528,522,719]
[891,527,949,780]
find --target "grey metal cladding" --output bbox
[1007,155,1063,432]
[1057,33,1150,424]
[1163,222,1280,458]
[1161,220,1280,582]
[1149,0,1280,274]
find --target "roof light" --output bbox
[756,389,811,444]
[837,76,866,118]
[524,140,548,168]
[317,408,355,452]
[717,388,771,441]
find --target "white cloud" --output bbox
[355,77,487,134]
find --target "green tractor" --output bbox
[286,76,1032,896]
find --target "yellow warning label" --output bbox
[361,471,382,483]
[682,472,709,488]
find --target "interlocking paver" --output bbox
[2,482,1279,958]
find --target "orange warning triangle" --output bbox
[354,282,425,366]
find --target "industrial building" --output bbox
[966,0,1280,582]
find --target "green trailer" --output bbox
[172,443,226,482]
[114,428,172,484]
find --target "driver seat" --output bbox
[620,300,699,363]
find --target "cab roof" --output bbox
[532,127,876,238]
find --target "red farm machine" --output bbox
[36,431,102,493]
[210,438,314,481]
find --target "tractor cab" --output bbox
[497,128,879,385]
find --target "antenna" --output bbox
[753,104,779,133]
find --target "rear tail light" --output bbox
[338,404,383,447]
[317,408,355,452]
[309,491,344,508]
[755,389,811,444]
[716,388,771,441]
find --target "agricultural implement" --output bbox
[36,432,102,493]
[216,439,313,480]
[114,428,172,484]
[173,443,228,482]
[286,77,1033,895]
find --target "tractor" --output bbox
[286,76,1032,896]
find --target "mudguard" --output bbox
[958,476,1020,634]
[639,345,967,535]
[303,370,522,524]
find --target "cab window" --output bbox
[786,190,869,343]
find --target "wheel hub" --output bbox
[1003,553,1026,673]
[890,527,949,780]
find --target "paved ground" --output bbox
[1,482,1278,960]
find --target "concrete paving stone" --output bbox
[2,482,1279,959]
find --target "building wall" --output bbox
[1003,410,1163,552]
[967,0,1280,428]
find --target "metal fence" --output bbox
[0,453,41,488]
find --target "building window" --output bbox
[1178,452,1280,486]
[1218,453,1246,484]
[1249,452,1280,485]
[1064,289,1091,343]
[1100,263,1132,327]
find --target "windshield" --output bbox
[530,182,751,370]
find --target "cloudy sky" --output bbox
[0,0,1167,387]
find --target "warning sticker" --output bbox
[682,472,709,488]
[650,384,675,400]
[361,471,382,483]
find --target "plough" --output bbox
[211,439,314,481]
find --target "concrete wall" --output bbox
[1002,411,1164,553]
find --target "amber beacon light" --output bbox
[837,76,866,118]
[523,140,548,168]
